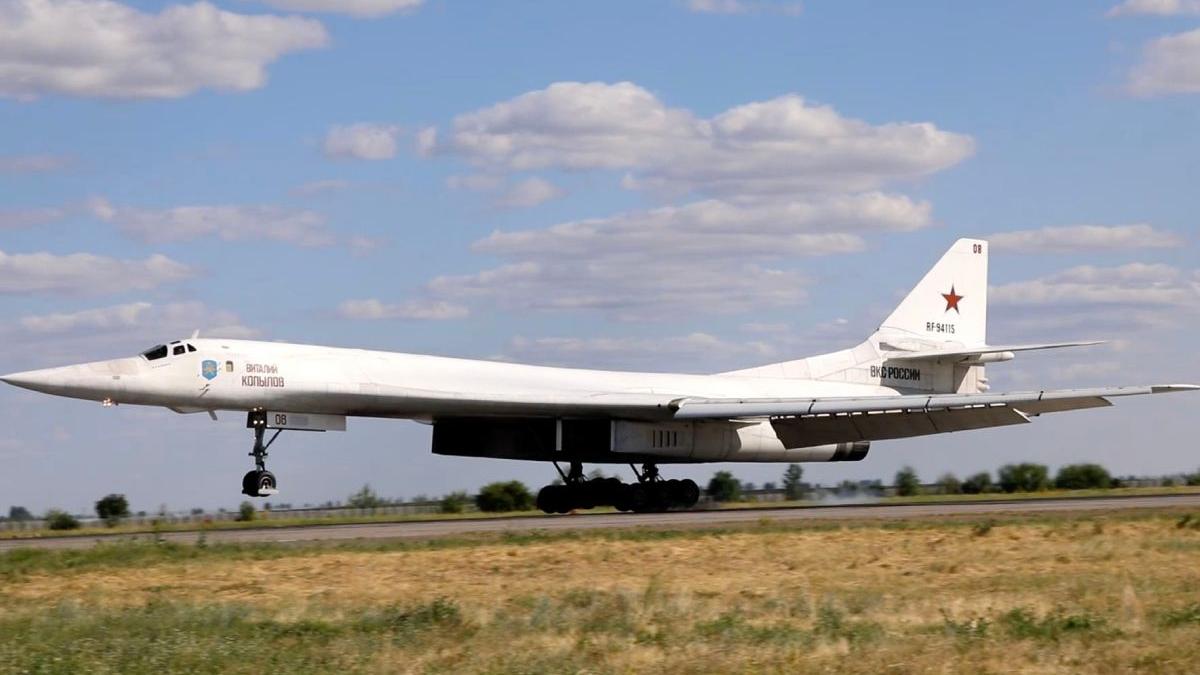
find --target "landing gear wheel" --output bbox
[597,477,622,507]
[242,469,277,497]
[241,470,258,496]
[536,462,689,515]
[574,483,598,510]
[677,479,700,508]
[537,485,571,514]
[647,482,669,512]
[667,479,699,508]
[254,470,277,497]
[629,483,653,513]
[612,483,634,512]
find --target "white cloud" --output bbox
[428,261,806,320]
[253,0,422,18]
[418,192,938,319]
[89,198,335,246]
[1108,0,1200,17]
[0,206,67,229]
[446,174,565,208]
[408,82,964,320]
[337,298,468,320]
[1,301,258,368]
[414,126,438,157]
[323,123,401,160]
[445,173,504,192]
[506,332,777,371]
[989,264,1200,354]
[0,250,194,295]
[18,301,152,333]
[988,224,1183,252]
[495,177,565,208]
[740,321,791,334]
[992,263,1200,307]
[157,304,259,340]
[1126,28,1200,96]
[474,193,927,260]
[430,81,974,196]
[686,0,802,15]
[15,301,258,338]
[0,154,71,172]
[0,0,328,100]
[348,235,387,257]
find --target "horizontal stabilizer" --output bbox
[880,340,1105,362]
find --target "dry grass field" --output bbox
[3,509,1200,673]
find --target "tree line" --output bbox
[5,461,1200,525]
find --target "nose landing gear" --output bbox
[242,410,280,497]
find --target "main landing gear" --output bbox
[535,462,700,514]
[242,410,279,497]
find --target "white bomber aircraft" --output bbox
[2,239,1195,513]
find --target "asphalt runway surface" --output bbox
[4,493,1199,552]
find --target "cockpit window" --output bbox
[173,345,186,356]
[141,345,168,361]
[186,344,197,353]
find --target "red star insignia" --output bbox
[942,285,963,314]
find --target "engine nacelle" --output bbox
[610,419,868,462]
[432,417,870,464]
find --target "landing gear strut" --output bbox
[535,462,699,515]
[623,463,701,513]
[242,410,280,497]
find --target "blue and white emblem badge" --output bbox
[201,360,218,381]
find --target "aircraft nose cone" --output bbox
[0,367,66,393]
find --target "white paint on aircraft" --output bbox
[2,239,1195,475]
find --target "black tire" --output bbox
[596,478,622,506]
[678,479,700,508]
[574,484,597,510]
[646,483,669,512]
[554,486,575,514]
[629,483,653,513]
[665,479,683,505]
[536,485,560,514]
[537,485,572,514]
[241,470,259,496]
[612,483,634,512]
[255,470,276,495]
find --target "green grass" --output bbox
[0,582,1167,674]
[0,505,570,541]
[722,484,1200,510]
[0,598,468,675]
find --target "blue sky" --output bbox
[1,0,1198,514]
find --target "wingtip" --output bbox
[1150,384,1200,393]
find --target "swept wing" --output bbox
[671,385,1198,445]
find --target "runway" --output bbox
[4,493,1198,552]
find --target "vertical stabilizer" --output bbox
[876,238,988,346]
[721,238,991,393]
